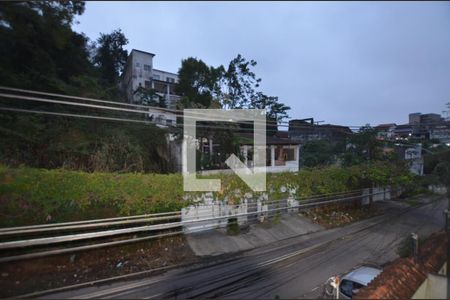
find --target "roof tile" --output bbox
[354,231,447,299]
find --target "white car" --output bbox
[324,265,382,299]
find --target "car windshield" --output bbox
[340,279,364,298]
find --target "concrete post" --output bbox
[209,138,213,155]
[243,145,248,166]
[182,139,187,174]
[411,232,419,262]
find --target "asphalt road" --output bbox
[36,195,446,299]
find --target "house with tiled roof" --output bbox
[375,123,397,140]
[354,231,447,299]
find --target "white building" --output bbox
[197,133,300,175]
[121,49,181,126]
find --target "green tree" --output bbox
[133,87,166,108]
[220,54,261,109]
[300,140,339,167]
[176,57,223,107]
[93,29,128,87]
[0,1,91,92]
[343,125,382,166]
[249,92,291,134]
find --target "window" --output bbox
[153,74,160,81]
[284,148,295,161]
[144,64,151,71]
[144,80,151,88]
[166,77,175,83]
[166,119,173,126]
[135,62,141,67]
[340,280,364,298]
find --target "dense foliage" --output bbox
[0,162,414,226]
[423,149,450,196]
[0,1,177,172]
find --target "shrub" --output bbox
[0,162,413,227]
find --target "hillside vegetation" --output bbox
[0,163,414,227]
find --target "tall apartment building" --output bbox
[121,49,181,109]
[408,112,444,138]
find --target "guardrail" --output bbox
[0,188,394,263]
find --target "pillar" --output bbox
[271,145,275,167]
[209,138,213,155]
[243,145,248,166]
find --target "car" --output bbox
[323,265,382,299]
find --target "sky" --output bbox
[73,1,450,127]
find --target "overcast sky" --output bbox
[73,1,450,127]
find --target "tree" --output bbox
[133,87,166,108]
[300,140,339,167]
[219,54,261,109]
[94,29,128,87]
[176,55,290,120]
[176,57,222,107]
[250,92,291,134]
[343,125,382,166]
[0,1,91,92]
[0,2,175,174]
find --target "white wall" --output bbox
[412,263,448,299]
[152,69,179,83]
[148,107,177,126]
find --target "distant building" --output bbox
[121,49,181,109]
[408,112,422,126]
[375,123,397,140]
[393,124,413,139]
[408,112,445,139]
[121,49,182,127]
[196,131,301,174]
[240,132,300,173]
[288,118,352,143]
[430,123,450,144]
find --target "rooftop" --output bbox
[238,132,300,145]
[354,231,447,299]
[131,49,155,56]
[376,123,397,128]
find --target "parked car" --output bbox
[323,265,382,299]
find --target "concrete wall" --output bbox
[182,186,396,234]
[182,189,296,233]
[128,51,154,103]
[181,194,249,233]
[148,107,177,126]
[152,69,179,83]
[361,187,391,205]
[412,263,448,299]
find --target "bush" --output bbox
[0,162,414,227]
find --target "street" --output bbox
[33,194,446,299]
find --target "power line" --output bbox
[1,86,447,135]
[0,85,166,111]
[0,105,361,142]
[0,86,365,129]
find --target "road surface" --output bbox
[32,195,446,299]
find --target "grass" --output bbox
[0,165,187,227]
[0,163,413,227]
